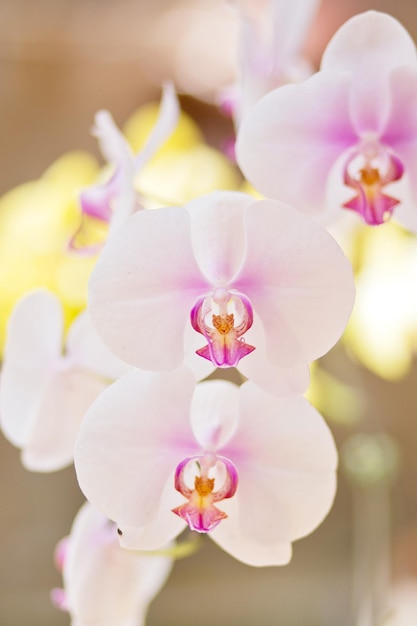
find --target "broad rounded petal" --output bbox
[64,502,173,626]
[119,476,186,551]
[210,496,292,567]
[321,11,417,75]
[190,380,239,450]
[321,12,417,134]
[75,367,198,528]
[89,207,209,370]
[66,311,130,381]
[236,71,356,212]
[186,191,251,284]
[183,322,216,380]
[235,199,355,365]
[23,368,106,472]
[221,382,338,544]
[382,66,417,221]
[237,316,310,395]
[0,290,62,448]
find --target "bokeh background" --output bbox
[1,1,417,624]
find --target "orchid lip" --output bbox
[190,289,255,368]
[342,141,404,225]
[172,453,238,533]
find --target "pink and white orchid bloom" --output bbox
[227,0,321,124]
[88,190,354,396]
[236,11,417,229]
[76,83,179,240]
[0,290,129,471]
[52,502,172,626]
[75,367,338,567]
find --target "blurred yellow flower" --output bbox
[0,151,99,353]
[344,223,417,380]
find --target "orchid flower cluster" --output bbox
[2,4,417,625]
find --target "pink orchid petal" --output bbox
[237,316,310,396]
[321,12,417,135]
[118,477,186,551]
[190,380,239,450]
[90,111,137,231]
[133,82,179,172]
[23,368,106,472]
[187,191,251,284]
[183,322,216,380]
[210,496,292,567]
[88,207,209,370]
[235,199,355,364]
[64,503,173,626]
[222,382,338,544]
[66,311,130,381]
[75,368,198,528]
[270,0,321,69]
[0,290,62,448]
[236,71,355,211]
[381,66,417,218]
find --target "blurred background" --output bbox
[1,0,417,624]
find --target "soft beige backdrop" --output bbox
[1,1,417,625]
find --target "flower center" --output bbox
[342,141,404,225]
[190,288,255,368]
[172,454,238,533]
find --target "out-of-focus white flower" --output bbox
[0,290,129,471]
[52,502,173,626]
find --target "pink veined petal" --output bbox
[236,71,356,212]
[0,290,63,448]
[210,496,293,567]
[75,367,198,528]
[237,315,310,396]
[221,382,338,545]
[23,367,106,472]
[189,380,239,451]
[234,199,355,365]
[66,311,130,381]
[133,82,179,172]
[186,191,251,285]
[64,503,173,626]
[88,207,209,371]
[321,11,417,135]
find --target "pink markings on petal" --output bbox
[172,453,238,533]
[50,588,68,611]
[190,288,255,368]
[342,141,405,225]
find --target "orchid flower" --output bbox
[76,82,179,242]
[227,0,321,124]
[88,190,354,395]
[0,290,129,472]
[75,367,338,567]
[236,11,417,229]
[51,502,173,626]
